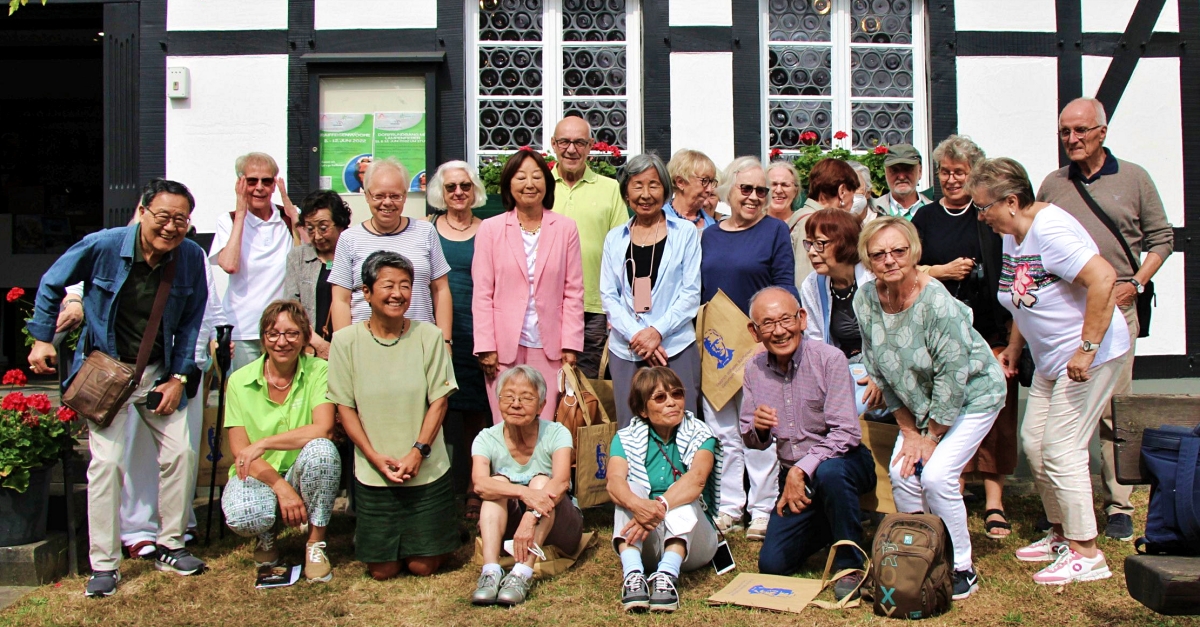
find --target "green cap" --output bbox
[884,144,921,167]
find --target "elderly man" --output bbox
[871,144,932,220]
[1035,97,1175,541]
[550,115,629,378]
[27,179,209,598]
[739,287,875,601]
[211,152,298,372]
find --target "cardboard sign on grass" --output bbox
[707,573,826,614]
[696,289,759,411]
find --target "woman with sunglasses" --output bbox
[608,367,722,613]
[283,190,352,360]
[664,149,719,231]
[698,156,795,541]
[853,217,1006,602]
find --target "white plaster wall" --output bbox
[955,57,1060,186]
[166,0,288,31]
[1082,0,1179,33]
[315,0,438,30]
[1134,253,1187,356]
[669,0,730,27]
[954,0,1056,32]
[670,52,734,168]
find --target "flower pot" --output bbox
[0,464,53,547]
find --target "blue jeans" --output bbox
[758,445,875,575]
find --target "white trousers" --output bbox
[888,409,999,571]
[702,390,779,520]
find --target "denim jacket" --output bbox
[28,225,209,407]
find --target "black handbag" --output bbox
[1071,179,1153,338]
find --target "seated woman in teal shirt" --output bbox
[607,367,722,614]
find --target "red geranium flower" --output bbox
[2,392,27,412]
[800,131,819,145]
[57,406,77,423]
[610,146,621,158]
[26,393,51,415]
[22,412,40,427]
[769,148,783,160]
[2,369,26,387]
[6,287,24,303]
[518,145,534,153]
[834,130,848,140]
[874,145,888,154]
[594,141,610,152]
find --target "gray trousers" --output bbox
[612,482,718,574]
[608,342,701,429]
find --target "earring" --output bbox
[1009,210,1016,217]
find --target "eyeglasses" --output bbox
[628,181,664,195]
[738,184,769,199]
[975,197,1005,214]
[937,168,970,181]
[243,177,275,188]
[753,311,802,334]
[553,138,592,151]
[649,388,686,404]
[802,238,832,252]
[304,221,335,235]
[500,394,539,406]
[1059,125,1103,140]
[444,182,474,193]
[264,330,302,343]
[367,191,405,204]
[867,246,911,263]
[146,209,191,230]
[693,176,717,189]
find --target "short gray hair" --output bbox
[1068,97,1107,126]
[363,156,410,192]
[495,365,548,406]
[234,152,279,178]
[847,160,873,196]
[425,161,487,210]
[618,153,672,201]
[967,157,1036,209]
[766,160,800,188]
[748,286,800,321]
[361,250,413,288]
[931,135,986,171]
[716,156,766,205]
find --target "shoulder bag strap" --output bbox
[133,258,177,383]
[1071,178,1141,272]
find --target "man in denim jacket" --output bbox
[27,179,209,598]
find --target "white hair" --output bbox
[362,157,409,192]
[1070,97,1108,126]
[425,161,487,210]
[716,156,766,205]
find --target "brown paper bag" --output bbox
[858,418,898,514]
[707,573,826,614]
[574,417,619,509]
[473,532,595,578]
[588,341,618,423]
[695,289,759,411]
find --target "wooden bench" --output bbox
[1125,555,1200,615]
[1112,394,1200,485]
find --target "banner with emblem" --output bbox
[695,289,760,411]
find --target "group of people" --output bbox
[26,97,1173,610]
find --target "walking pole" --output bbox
[204,325,234,546]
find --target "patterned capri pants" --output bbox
[222,438,341,537]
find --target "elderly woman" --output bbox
[767,160,813,290]
[327,251,460,579]
[470,366,582,606]
[797,209,880,415]
[971,158,1130,586]
[699,155,795,540]
[600,153,702,429]
[427,160,491,519]
[912,135,1017,540]
[283,190,351,359]
[608,367,721,613]
[853,217,1007,602]
[847,160,874,218]
[328,157,452,343]
[222,300,340,582]
[664,148,719,230]
[473,149,584,423]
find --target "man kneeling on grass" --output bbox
[740,287,876,602]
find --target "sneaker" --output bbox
[472,570,502,606]
[715,513,743,534]
[154,546,206,576]
[621,571,650,612]
[305,541,332,582]
[495,572,532,606]
[746,516,769,541]
[1032,546,1112,585]
[1105,513,1134,541]
[254,532,280,567]
[85,570,120,598]
[952,568,979,600]
[647,572,680,612]
[833,572,863,602]
[1015,530,1068,562]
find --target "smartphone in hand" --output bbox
[145,391,164,411]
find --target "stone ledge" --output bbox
[0,532,88,587]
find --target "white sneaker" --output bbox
[715,513,743,534]
[746,516,769,541]
[1015,530,1068,562]
[1032,546,1112,585]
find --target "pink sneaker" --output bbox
[1015,531,1068,562]
[1032,546,1112,585]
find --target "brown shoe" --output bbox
[305,541,332,582]
[254,532,280,567]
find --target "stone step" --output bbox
[0,532,88,587]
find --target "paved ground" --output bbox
[0,587,36,613]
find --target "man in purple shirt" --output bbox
[740,287,875,600]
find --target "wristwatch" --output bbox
[413,441,432,458]
[1080,339,1098,353]
[171,373,189,385]
[1129,278,1144,294]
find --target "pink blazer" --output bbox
[472,210,585,363]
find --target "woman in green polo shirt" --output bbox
[327,250,459,580]
[221,300,341,583]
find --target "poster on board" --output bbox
[319,112,427,194]
[373,112,427,192]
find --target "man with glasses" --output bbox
[27,179,210,597]
[738,287,875,601]
[211,152,299,371]
[549,116,630,378]
[1035,97,1175,541]
[871,144,932,221]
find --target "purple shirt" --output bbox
[740,339,861,479]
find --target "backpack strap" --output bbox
[1174,433,1200,543]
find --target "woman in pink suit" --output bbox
[473,149,585,423]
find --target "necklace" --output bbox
[832,280,857,301]
[444,213,474,232]
[264,360,294,391]
[366,319,406,347]
[368,217,405,235]
[882,276,919,314]
[942,200,971,217]
[519,221,541,235]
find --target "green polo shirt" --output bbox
[552,165,629,314]
[610,427,717,499]
[224,354,332,479]
[114,226,165,363]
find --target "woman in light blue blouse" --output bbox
[601,153,702,429]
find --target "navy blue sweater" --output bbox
[700,216,799,314]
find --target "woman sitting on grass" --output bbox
[470,366,582,607]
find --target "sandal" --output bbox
[464,493,482,522]
[984,509,1012,539]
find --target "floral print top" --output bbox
[853,278,1006,430]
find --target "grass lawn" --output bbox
[2,488,1198,627]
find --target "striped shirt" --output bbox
[327,219,451,324]
[740,339,862,479]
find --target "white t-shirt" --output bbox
[208,209,292,341]
[518,229,542,348]
[998,205,1130,379]
[327,219,451,324]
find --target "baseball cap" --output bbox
[884,144,921,167]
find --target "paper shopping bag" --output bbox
[696,289,759,411]
[858,418,898,514]
[574,417,619,509]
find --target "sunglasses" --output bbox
[738,184,769,199]
[244,177,275,188]
[649,388,686,404]
[444,182,474,193]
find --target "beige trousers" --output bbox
[1097,305,1138,516]
[87,362,195,571]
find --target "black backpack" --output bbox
[1137,424,1200,555]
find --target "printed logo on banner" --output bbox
[594,444,607,479]
[747,585,793,597]
[703,330,734,369]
